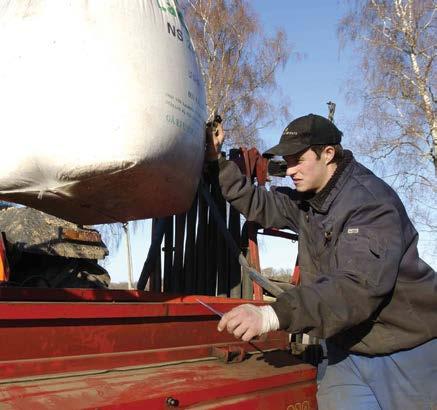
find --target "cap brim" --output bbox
[262,142,309,158]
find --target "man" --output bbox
[205,114,437,410]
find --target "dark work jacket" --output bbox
[216,151,437,355]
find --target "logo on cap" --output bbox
[283,129,298,136]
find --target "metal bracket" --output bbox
[211,345,247,364]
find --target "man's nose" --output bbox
[286,166,297,177]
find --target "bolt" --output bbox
[166,397,179,407]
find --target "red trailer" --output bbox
[0,288,317,409]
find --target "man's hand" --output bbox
[217,304,280,342]
[205,122,224,162]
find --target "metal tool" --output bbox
[195,298,224,317]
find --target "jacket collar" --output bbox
[304,150,354,213]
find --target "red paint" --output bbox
[291,265,301,286]
[0,289,317,409]
[0,355,317,409]
[0,289,287,380]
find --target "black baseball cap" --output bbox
[263,114,342,158]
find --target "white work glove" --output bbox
[217,304,280,342]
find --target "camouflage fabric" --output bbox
[0,207,108,260]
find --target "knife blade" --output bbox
[195,298,224,317]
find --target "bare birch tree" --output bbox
[339,0,437,236]
[182,0,293,148]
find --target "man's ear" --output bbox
[324,146,335,165]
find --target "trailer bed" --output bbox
[0,288,317,409]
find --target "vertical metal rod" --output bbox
[137,218,166,291]
[206,183,218,296]
[228,148,242,299]
[163,215,174,292]
[228,203,241,298]
[199,180,283,298]
[183,193,198,294]
[172,213,186,293]
[152,218,163,292]
[196,184,208,294]
[122,222,134,290]
[214,182,228,297]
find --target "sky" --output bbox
[104,0,435,284]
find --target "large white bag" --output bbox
[0,0,207,224]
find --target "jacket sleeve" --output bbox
[271,201,404,338]
[216,157,301,232]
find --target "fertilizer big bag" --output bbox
[0,0,207,225]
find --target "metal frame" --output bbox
[0,288,288,380]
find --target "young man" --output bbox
[205,114,437,410]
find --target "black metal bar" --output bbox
[241,224,253,299]
[183,193,198,294]
[199,179,283,298]
[137,218,166,291]
[171,213,186,293]
[206,184,218,296]
[153,247,162,292]
[229,204,242,298]
[163,215,174,292]
[151,218,164,292]
[196,184,208,294]
[228,149,242,299]
[214,182,228,297]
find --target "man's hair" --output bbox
[310,144,344,164]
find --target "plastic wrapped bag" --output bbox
[0,0,207,224]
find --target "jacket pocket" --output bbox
[336,229,386,287]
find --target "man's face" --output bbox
[283,147,334,193]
